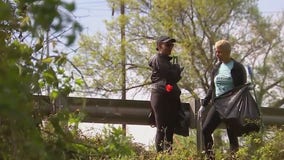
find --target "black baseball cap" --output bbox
[156,36,176,44]
[156,36,176,50]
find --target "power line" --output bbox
[75,0,108,5]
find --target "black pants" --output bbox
[150,91,180,152]
[202,107,239,158]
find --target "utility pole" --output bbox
[120,0,127,135]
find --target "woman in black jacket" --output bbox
[149,36,183,152]
[198,40,247,159]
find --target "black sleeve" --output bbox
[202,70,215,107]
[232,62,247,87]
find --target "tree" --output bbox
[244,11,284,108]
[76,0,283,108]
[0,0,83,159]
[74,0,153,99]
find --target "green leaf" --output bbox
[75,79,84,86]
[63,2,75,12]
[42,57,53,64]
[55,55,67,66]
[50,90,59,100]
[66,34,75,46]
[0,2,12,20]
[38,80,45,88]
[43,68,57,84]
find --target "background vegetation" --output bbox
[75,0,283,108]
[0,0,283,159]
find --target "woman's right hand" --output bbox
[198,106,205,119]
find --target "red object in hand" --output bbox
[165,84,173,92]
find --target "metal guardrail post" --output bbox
[188,98,204,154]
[196,99,204,154]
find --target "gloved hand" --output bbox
[179,66,184,72]
[172,64,184,73]
[197,106,205,119]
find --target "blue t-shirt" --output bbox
[214,60,234,97]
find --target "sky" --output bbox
[68,0,284,147]
[71,0,284,35]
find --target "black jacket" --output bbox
[202,59,247,107]
[149,53,182,94]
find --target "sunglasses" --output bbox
[165,43,174,47]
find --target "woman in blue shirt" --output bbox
[198,40,247,159]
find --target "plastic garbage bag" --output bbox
[214,83,261,136]
[174,103,190,137]
[148,104,190,137]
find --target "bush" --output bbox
[237,126,284,160]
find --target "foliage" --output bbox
[85,128,284,160]
[95,125,136,158]
[1,0,284,159]
[236,127,284,160]
[0,0,83,159]
[64,125,284,160]
[77,0,284,108]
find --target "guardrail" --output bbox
[34,95,284,152]
[34,95,194,126]
[34,95,284,126]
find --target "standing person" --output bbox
[149,36,183,152]
[198,40,247,159]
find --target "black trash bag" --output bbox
[148,104,190,136]
[214,83,261,136]
[174,104,190,137]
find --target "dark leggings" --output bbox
[150,91,179,152]
[202,107,239,157]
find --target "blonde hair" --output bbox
[215,40,231,54]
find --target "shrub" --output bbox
[237,126,284,160]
